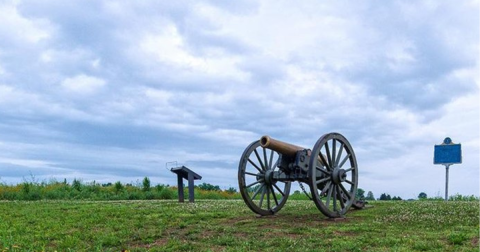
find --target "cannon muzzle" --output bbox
[260,135,306,157]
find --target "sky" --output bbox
[0,0,478,200]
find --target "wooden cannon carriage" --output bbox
[237,133,358,218]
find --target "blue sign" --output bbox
[434,138,462,165]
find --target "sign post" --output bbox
[433,137,462,201]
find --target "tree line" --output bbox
[356,189,478,201]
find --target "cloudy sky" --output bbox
[0,0,478,199]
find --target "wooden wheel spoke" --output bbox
[259,187,266,208]
[273,183,285,197]
[263,148,269,170]
[244,172,261,177]
[316,166,331,175]
[343,167,354,173]
[246,181,260,188]
[324,143,333,169]
[345,180,354,186]
[319,153,330,170]
[270,185,279,206]
[332,139,337,167]
[247,158,263,173]
[268,150,275,170]
[320,181,332,197]
[251,184,264,200]
[337,186,345,209]
[334,143,344,168]
[332,186,337,211]
[266,186,271,210]
[316,176,331,185]
[254,149,266,171]
[338,154,350,168]
[326,183,334,208]
[339,183,351,200]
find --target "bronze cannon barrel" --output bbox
[260,135,306,157]
[260,135,326,166]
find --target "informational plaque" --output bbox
[434,137,462,165]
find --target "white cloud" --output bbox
[0,1,52,44]
[138,24,248,82]
[61,74,106,95]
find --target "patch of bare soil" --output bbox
[472,236,479,247]
[131,238,168,249]
[222,213,358,240]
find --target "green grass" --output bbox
[0,200,478,251]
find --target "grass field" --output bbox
[0,200,478,251]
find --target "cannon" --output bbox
[238,133,358,218]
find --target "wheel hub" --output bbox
[264,170,274,185]
[332,168,347,185]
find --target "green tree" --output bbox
[142,177,151,192]
[379,193,386,200]
[114,181,124,194]
[380,193,391,200]
[418,192,427,200]
[365,191,375,200]
[356,188,365,200]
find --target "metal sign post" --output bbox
[444,164,450,201]
[433,137,462,201]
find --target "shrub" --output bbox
[449,193,479,201]
[159,188,175,199]
[127,192,142,200]
[145,191,155,200]
[155,184,165,192]
[22,182,31,194]
[72,179,82,191]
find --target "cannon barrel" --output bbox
[260,135,326,166]
[260,135,306,157]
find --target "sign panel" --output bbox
[434,142,462,165]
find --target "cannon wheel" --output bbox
[308,133,358,218]
[238,140,291,215]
